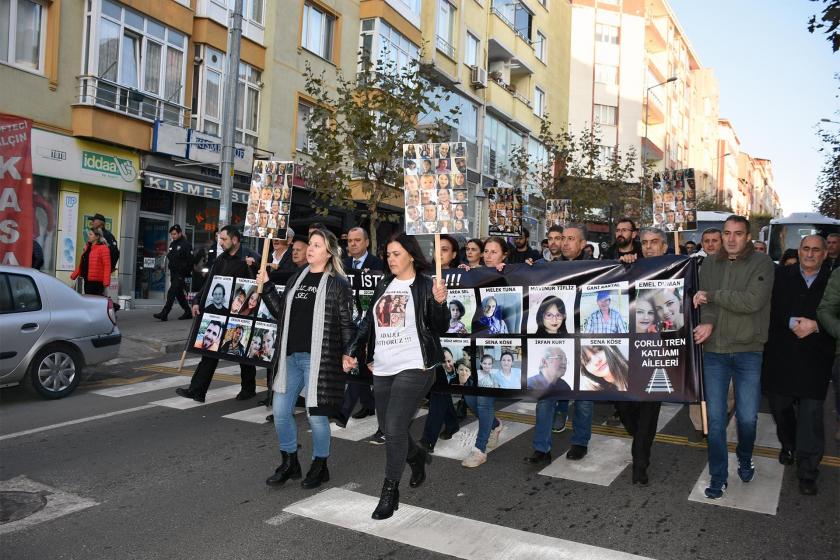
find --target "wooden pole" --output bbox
[177,350,187,372]
[674,231,681,255]
[434,233,442,287]
[257,231,273,294]
[701,400,708,434]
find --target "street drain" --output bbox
[0,491,48,524]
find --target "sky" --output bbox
[669,0,838,214]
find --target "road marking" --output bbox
[150,384,241,409]
[217,364,268,375]
[0,405,157,442]
[432,419,532,461]
[538,434,632,486]
[500,401,536,416]
[329,410,427,441]
[223,406,275,424]
[0,476,99,536]
[154,357,202,369]
[727,412,780,449]
[688,453,783,515]
[656,403,681,431]
[91,376,187,397]
[283,488,654,560]
[265,512,296,526]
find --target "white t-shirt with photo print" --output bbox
[372,278,425,376]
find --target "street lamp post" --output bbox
[640,77,678,212]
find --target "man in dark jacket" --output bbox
[823,233,840,272]
[176,225,258,402]
[192,229,219,295]
[537,225,564,262]
[601,218,643,260]
[343,227,384,271]
[154,225,193,321]
[766,235,833,496]
[508,227,541,264]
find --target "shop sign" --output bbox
[143,172,249,204]
[31,129,141,192]
[151,122,254,174]
[0,114,33,266]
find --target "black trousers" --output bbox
[768,393,824,481]
[340,382,375,419]
[163,275,190,314]
[373,369,435,481]
[421,392,459,445]
[83,280,105,295]
[615,401,662,471]
[189,356,256,398]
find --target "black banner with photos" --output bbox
[342,256,701,402]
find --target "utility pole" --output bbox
[219,0,244,226]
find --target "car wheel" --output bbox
[27,345,82,399]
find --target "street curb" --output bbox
[123,335,188,355]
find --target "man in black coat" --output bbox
[764,235,834,496]
[154,224,193,321]
[343,227,383,271]
[508,227,541,264]
[600,217,643,260]
[176,225,258,402]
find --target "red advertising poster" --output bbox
[0,114,33,267]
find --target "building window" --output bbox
[419,85,479,168]
[465,31,479,67]
[594,104,617,126]
[0,0,46,72]
[302,2,335,62]
[359,18,419,74]
[296,101,314,152]
[594,63,617,85]
[495,0,533,42]
[599,145,616,167]
[534,31,547,63]
[483,114,524,182]
[595,23,619,45]
[436,0,456,59]
[533,87,545,118]
[245,0,264,26]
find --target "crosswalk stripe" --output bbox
[656,403,681,431]
[150,384,241,409]
[283,487,655,560]
[727,412,780,449]
[217,364,268,375]
[538,434,632,486]
[91,376,187,397]
[500,401,536,416]
[153,357,202,370]
[222,406,274,424]
[432,419,532,461]
[329,410,427,442]
[687,453,784,515]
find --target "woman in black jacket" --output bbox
[348,232,449,520]
[257,228,356,490]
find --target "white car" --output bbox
[0,266,121,398]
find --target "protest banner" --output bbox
[545,199,571,228]
[486,180,524,236]
[652,168,697,233]
[0,114,33,266]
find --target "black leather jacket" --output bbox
[349,274,450,370]
[261,270,356,416]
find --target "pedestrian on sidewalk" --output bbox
[175,226,259,403]
[693,215,774,500]
[257,228,357,491]
[347,232,449,520]
[155,225,193,321]
[70,227,111,296]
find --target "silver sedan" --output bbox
[0,266,121,399]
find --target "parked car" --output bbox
[0,266,121,399]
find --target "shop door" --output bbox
[135,217,170,301]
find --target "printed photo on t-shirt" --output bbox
[374,293,408,328]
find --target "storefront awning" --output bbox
[142,172,249,204]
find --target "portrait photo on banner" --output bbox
[231,278,259,317]
[446,288,477,335]
[256,285,285,321]
[580,282,630,334]
[248,321,277,362]
[527,285,577,335]
[245,160,293,239]
[439,339,473,386]
[204,276,233,313]
[526,338,575,396]
[474,338,523,390]
[220,316,252,358]
[579,338,630,394]
[473,287,523,335]
[194,313,227,352]
[634,279,686,334]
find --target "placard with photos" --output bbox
[244,160,294,239]
[546,199,571,228]
[402,142,470,235]
[487,180,524,236]
[651,167,697,232]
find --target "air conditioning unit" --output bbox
[470,66,488,89]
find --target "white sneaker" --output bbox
[487,420,503,449]
[461,447,487,468]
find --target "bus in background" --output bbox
[676,211,732,246]
[760,212,840,262]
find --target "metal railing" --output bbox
[490,4,532,45]
[76,75,189,126]
[435,36,456,59]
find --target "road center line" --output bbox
[0,404,158,442]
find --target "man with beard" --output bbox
[538,226,564,262]
[601,218,643,260]
[220,325,247,357]
[508,227,541,264]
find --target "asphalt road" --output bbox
[1,354,838,560]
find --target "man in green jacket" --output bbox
[693,215,774,499]
[816,267,840,444]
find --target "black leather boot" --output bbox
[301,457,330,489]
[266,451,302,486]
[407,447,432,488]
[371,478,400,520]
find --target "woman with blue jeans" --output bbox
[456,359,502,467]
[258,229,356,490]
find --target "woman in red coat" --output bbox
[71,228,112,295]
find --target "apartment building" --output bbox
[739,155,782,218]
[687,67,720,202]
[716,118,744,214]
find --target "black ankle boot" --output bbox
[407,448,432,488]
[266,451,302,486]
[632,466,649,486]
[301,457,330,489]
[372,478,400,520]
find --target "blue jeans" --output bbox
[464,395,499,452]
[704,351,763,484]
[535,399,592,451]
[273,352,331,459]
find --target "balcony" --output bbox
[488,7,536,76]
[486,79,534,130]
[645,19,667,53]
[643,91,665,125]
[76,75,189,127]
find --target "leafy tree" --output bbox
[808,0,840,52]
[695,192,733,212]
[814,74,840,218]
[299,51,456,249]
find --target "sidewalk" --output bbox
[115,308,194,360]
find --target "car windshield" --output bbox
[769,223,840,261]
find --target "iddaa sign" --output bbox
[82,151,137,182]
